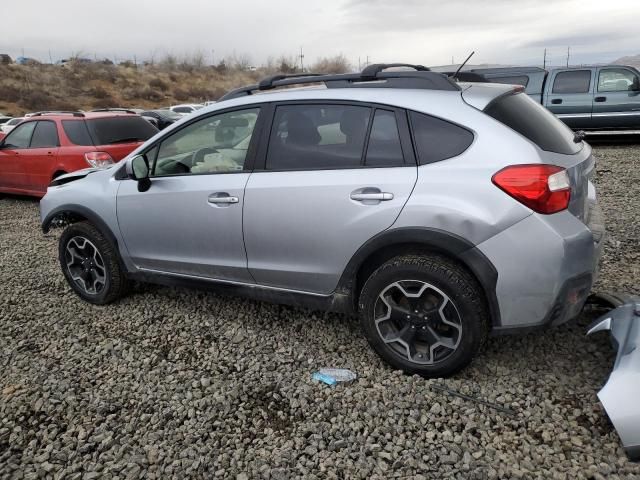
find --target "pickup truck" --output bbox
[469,65,640,131]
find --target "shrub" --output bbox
[149,78,169,92]
[90,86,110,99]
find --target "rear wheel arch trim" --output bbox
[337,227,501,327]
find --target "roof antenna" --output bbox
[452,51,475,80]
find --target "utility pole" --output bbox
[452,55,455,65]
[299,46,304,72]
[211,49,215,66]
[48,50,53,64]
[543,48,547,69]
[566,46,570,67]
[358,56,361,70]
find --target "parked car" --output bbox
[0,111,158,197]
[139,109,183,130]
[41,64,603,378]
[0,116,13,125]
[471,65,640,130]
[1,117,24,134]
[169,104,204,115]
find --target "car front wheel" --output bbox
[359,254,488,378]
[59,221,129,304]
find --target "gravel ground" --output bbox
[1,144,639,479]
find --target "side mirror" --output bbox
[631,76,640,92]
[126,154,151,192]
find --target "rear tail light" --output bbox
[492,164,571,214]
[85,151,114,169]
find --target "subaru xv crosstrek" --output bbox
[40,64,605,377]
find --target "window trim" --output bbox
[596,67,638,93]
[29,120,60,148]
[137,105,266,179]
[254,100,417,173]
[3,120,38,149]
[551,69,593,94]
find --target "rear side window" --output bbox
[30,121,59,148]
[62,120,93,146]
[552,70,591,94]
[266,104,371,170]
[489,75,530,87]
[485,93,581,155]
[365,109,404,167]
[85,117,158,145]
[409,112,474,165]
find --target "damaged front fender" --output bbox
[588,293,640,461]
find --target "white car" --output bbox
[169,104,204,116]
[1,117,23,134]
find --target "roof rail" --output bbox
[219,64,458,101]
[360,63,430,80]
[29,111,85,117]
[90,108,137,114]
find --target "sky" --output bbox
[2,0,640,68]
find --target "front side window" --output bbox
[598,68,638,92]
[552,70,591,94]
[173,107,191,113]
[3,121,36,149]
[266,104,371,170]
[30,121,59,148]
[152,108,259,176]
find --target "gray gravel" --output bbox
[1,144,639,479]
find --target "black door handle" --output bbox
[551,99,563,104]
[595,96,607,102]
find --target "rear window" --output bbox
[552,70,591,94]
[409,111,474,165]
[484,93,581,155]
[86,116,158,145]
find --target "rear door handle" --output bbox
[595,96,607,102]
[208,193,239,204]
[350,192,394,201]
[551,98,563,104]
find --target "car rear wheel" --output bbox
[359,254,488,378]
[59,221,129,304]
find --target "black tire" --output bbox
[359,254,488,378]
[58,221,129,304]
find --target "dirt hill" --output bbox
[0,61,264,116]
[612,54,640,69]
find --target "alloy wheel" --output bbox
[374,280,463,365]
[64,236,107,295]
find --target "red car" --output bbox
[0,111,158,198]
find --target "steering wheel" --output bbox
[193,147,219,164]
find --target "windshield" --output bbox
[86,116,158,145]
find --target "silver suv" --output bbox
[40,64,604,377]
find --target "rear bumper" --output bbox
[587,294,640,461]
[478,203,604,331]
